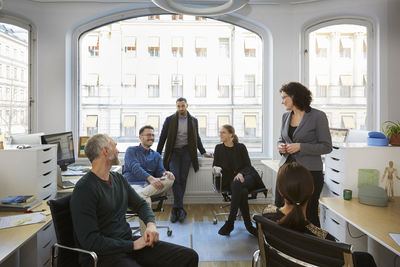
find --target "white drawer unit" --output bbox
[322,143,400,198]
[0,144,57,202]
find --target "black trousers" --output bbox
[82,238,198,267]
[274,170,324,227]
[228,177,255,225]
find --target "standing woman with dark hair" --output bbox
[213,125,266,236]
[263,162,377,267]
[276,82,332,227]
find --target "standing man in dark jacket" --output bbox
[157,97,212,223]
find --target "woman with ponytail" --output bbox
[263,162,377,267]
[213,124,266,236]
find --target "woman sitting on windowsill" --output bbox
[262,162,377,267]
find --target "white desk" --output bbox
[261,160,280,202]
[320,197,400,266]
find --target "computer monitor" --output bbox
[10,132,44,145]
[41,131,75,171]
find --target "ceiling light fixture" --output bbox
[151,0,249,16]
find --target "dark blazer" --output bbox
[213,142,265,191]
[156,111,206,172]
[278,108,332,171]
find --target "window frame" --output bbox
[302,17,375,130]
[71,8,272,158]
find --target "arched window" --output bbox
[77,13,269,154]
[303,18,374,130]
[0,18,31,137]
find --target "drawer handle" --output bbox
[330,157,340,161]
[42,223,52,231]
[43,183,52,188]
[42,171,52,176]
[42,159,52,164]
[330,218,340,225]
[43,148,51,152]
[43,195,51,200]
[330,168,339,173]
[330,179,339,185]
[42,240,52,249]
[332,191,339,196]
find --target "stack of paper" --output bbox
[0,213,46,229]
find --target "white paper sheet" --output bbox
[389,233,400,246]
[0,213,46,229]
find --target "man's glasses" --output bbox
[141,134,155,137]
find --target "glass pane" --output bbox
[308,24,367,130]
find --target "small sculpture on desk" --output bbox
[381,161,400,200]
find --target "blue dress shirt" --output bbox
[123,144,166,185]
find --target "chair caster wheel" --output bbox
[167,230,172,236]
[213,218,217,224]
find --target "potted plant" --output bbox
[382,120,400,146]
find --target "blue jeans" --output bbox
[169,147,191,209]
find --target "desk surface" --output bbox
[320,197,400,256]
[260,159,280,173]
[0,201,52,264]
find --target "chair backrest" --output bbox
[253,215,354,267]
[47,194,80,267]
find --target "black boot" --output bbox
[170,208,178,223]
[218,221,234,236]
[244,221,258,237]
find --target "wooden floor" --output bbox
[152,203,265,267]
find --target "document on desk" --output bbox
[389,233,400,246]
[0,213,46,229]
[62,170,86,176]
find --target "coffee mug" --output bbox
[343,189,352,200]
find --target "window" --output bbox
[341,115,356,129]
[148,15,160,20]
[171,74,183,97]
[122,115,136,137]
[244,37,256,57]
[197,116,207,137]
[87,35,99,57]
[218,75,230,97]
[171,37,183,57]
[147,115,160,135]
[148,74,159,97]
[124,36,137,57]
[217,116,230,132]
[148,36,160,57]
[306,22,369,130]
[195,37,207,57]
[78,15,264,153]
[219,38,230,57]
[0,22,29,136]
[244,75,255,97]
[172,14,183,20]
[195,74,206,97]
[86,115,98,136]
[195,16,207,21]
[244,116,257,137]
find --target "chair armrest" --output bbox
[53,243,98,266]
[212,173,223,193]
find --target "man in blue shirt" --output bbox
[123,125,175,207]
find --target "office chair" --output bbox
[47,194,98,267]
[212,169,267,224]
[252,214,354,267]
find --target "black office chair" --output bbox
[47,194,98,267]
[252,214,354,267]
[212,169,268,224]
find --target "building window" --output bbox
[341,115,356,129]
[195,16,207,21]
[340,75,352,97]
[363,39,367,59]
[6,66,10,79]
[217,116,230,133]
[195,37,207,57]
[244,116,257,137]
[83,74,99,96]
[218,75,230,97]
[197,116,207,137]
[124,36,137,57]
[244,37,256,57]
[339,38,352,58]
[148,36,160,57]
[171,74,183,97]
[171,37,183,57]
[244,75,255,97]
[122,115,136,137]
[87,35,100,57]
[123,73,136,87]
[219,38,230,58]
[148,15,160,20]
[195,74,207,97]
[315,37,328,58]
[172,14,183,20]
[148,74,159,97]
[306,22,369,130]
[86,115,98,136]
[147,115,160,135]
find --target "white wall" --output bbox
[2,0,400,158]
